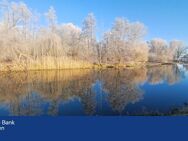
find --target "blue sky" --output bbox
[14,0,188,42]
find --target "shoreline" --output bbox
[0,62,179,72]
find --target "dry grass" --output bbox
[0,56,149,72]
[0,57,93,72]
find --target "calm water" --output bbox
[0,64,188,116]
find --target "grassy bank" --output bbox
[0,57,177,72]
[0,57,94,72]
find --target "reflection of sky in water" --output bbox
[0,64,188,116]
[127,80,188,114]
[0,104,10,116]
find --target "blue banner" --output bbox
[0,117,188,141]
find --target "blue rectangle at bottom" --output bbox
[0,117,188,141]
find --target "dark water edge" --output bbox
[0,64,188,116]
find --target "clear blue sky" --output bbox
[16,0,188,42]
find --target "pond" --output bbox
[0,64,188,116]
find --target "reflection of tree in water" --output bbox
[0,65,184,116]
[169,102,188,116]
[48,100,59,116]
[147,65,181,85]
[0,70,97,116]
[101,68,146,113]
[183,65,188,71]
[9,93,47,116]
[107,84,143,113]
[80,87,96,115]
[59,72,97,115]
[37,70,97,116]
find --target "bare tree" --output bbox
[81,13,96,62]
[148,38,169,62]
[45,6,57,31]
[56,23,81,59]
[103,18,148,64]
[169,40,187,61]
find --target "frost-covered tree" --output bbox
[81,13,96,61]
[148,39,187,62]
[41,6,63,67]
[103,18,148,64]
[0,0,33,62]
[45,6,57,31]
[169,40,186,61]
[148,38,169,62]
[1,1,32,34]
[56,23,81,59]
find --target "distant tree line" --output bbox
[0,0,187,70]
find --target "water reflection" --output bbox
[102,69,146,113]
[147,65,182,85]
[0,64,187,116]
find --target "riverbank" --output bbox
[0,58,177,72]
[0,57,93,72]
